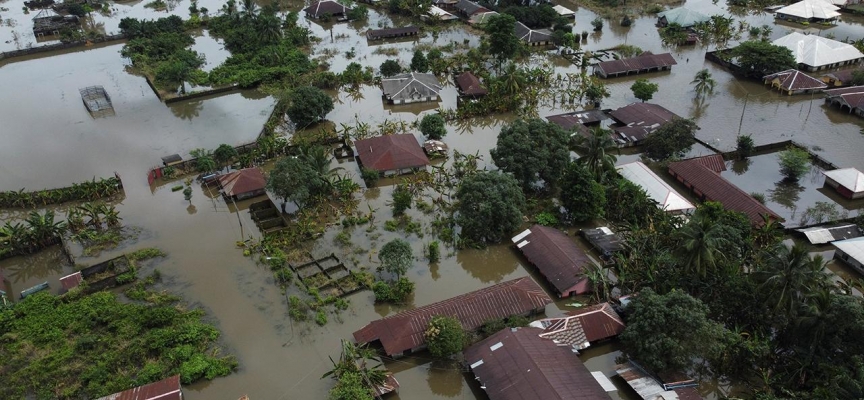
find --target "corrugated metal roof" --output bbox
[367,26,419,39]
[381,72,442,102]
[373,372,400,396]
[511,225,593,296]
[514,22,552,43]
[303,0,349,17]
[353,277,552,356]
[531,303,625,349]
[456,71,488,96]
[545,110,609,131]
[775,0,840,20]
[609,103,680,142]
[824,167,864,193]
[833,236,864,264]
[764,69,827,91]
[616,362,702,400]
[552,4,574,16]
[455,0,489,15]
[773,32,863,68]
[595,52,677,76]
[617,162,695,213]
[96,375,182,400]
[463,327,612,400]
[825,85,864,110]
[218,168,266,198]
[354,134,430,172]
[797,224,861,244]
[60,271,83,291]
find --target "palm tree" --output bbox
[257,14,282,45]
[24,210,67,248]
[322,339,387,388]
[691,69,716,99]
[78,202,105,229]
[675,214,731,277]
[240,0,258,19]
[752,244,830,320]
[573,128,617,180]
[301,145,343,185]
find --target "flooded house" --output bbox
[303,0,351,21]
[511,225,594,298]
[463,327,615,400]
[656,7,710,28]
[579,227,624,263]
[608,102,680,146]
[668,155,783,227]
[617,161,695,214]
[366,26,419,41]
[553,4,575,18]
[593,52,677,78]
[616,361,702,400]
[426,5,458,21]
[763,69,827,95]
[529,302,626,351]
[454,0,491,17]
[433,0,458,10]
[95,375,182,400]
[455,71,488,98]
[822,167,864,199]
[380,72,442,104]
[774,0,841,24]
[353,277,552,357]
[32,8,79,38]
[824,85,864,116]
[353,134,430,176]
[833,237,864,275]
[773,32,864,72]
[514,22,553,46]
[546,110,608,136]
[797,224,861,244]
[821,68,863,87]
[468,11,499,25]
[217,168,267,201]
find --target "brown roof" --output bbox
[353,277,552,356]
[303,0,348,17]
[354,134,430,172]
[367,26,419,39]
[512,225,592,296]
[825,85,864,110]
[463,327,612,400]
[455,0,489,15]
[545,110,609,131]
[668,157,783,226]
[692,154,727,173]
[533,303,625,349]
[609,103,680,141]
[456,71,488,96]
[595,52,677,76]
[764,69,827,91]
[96,375,182,400]
[218,168,266,197]
[824,69,861,83]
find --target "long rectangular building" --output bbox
[593,52,676,78]
[617,161,695,214]
[511,225,593,298]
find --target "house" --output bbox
[553,4,575,17]
[511,225,595,298]
[656,7,711,28]
[824,85,864,116]
[303,0,351,20]
[774,0,840,23]
[529,302,626,350]
[514,22,553,46]
[763,69,827,95]
[773,32,864,72]
[821,68,863,87]
[96,375,182,400]
[32,9,79,37]
[455,71,488,97]
[217,168,266,201]
[468,11,499,25]
[668,156,783,227]
[833,237,864,275]
[579,227,624,262]
[463,327,615,400]
[797,224,861,244]
[381,72,442,104]
[161,154,183,166]
[616,361,702,400]
[433,0,459,10]
[823,167,864,199]
[454,0,490,16]
[608,102,680,145]
[367,26,419,40]
[354,134,430,176]
[353,277,552,357]
[425,5,459,21]
[545,110,609,138]
[593,52,677,78]
[617,162,695,214]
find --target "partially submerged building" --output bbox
[217,168,267,201]
[95,375,182,400]
[381,72,442,104]
[833,237,864,274]
[463,327,615,400]
[354,134,430,176]
[303,0,351,20]
[608,102,680,145]
[821,68,863,87]
[468,10,499,25]
[426,5,458,21]
[763,69,827,95]
[454,0,490,17]
[824,85,864,116]
[353,277,552,357]
[773,32,864,72]
[593,52,677,78]
[530,302,626,351]
[511,225,594,298]
[823,167,864,198]
[656,7,710,28]
[668,156,783,227]
[514,22,553,46]
[579,227,624,262]
[32,8,79,37]
[455,71,488,98]
[616,361,702,400]
[797,224,861,244]
[366,26,419,40]
[553,4,575,17]
[617,162,695,214]
[545,110,608,137]
[774,0,841,23]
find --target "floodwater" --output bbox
[2,0,864,399]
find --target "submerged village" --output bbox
[4,0,864,397]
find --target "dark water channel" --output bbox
[2,0,864,398]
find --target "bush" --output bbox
[737,135,755,158]
[361,168,379,187]
[535,212,558,226]
[379,59,402,77]
[425,316,464,358]
[778,146,811,181]
[372,277,415,303]
[427,241,440,263]
[391,185,412,215]
[379,239,413,277]
[315,310,328,326]
[419,114,447,140]
[286,86,334,129]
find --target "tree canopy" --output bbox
[641,118,699,161]
[419,113,447,140]
[484,14,522,63]
[730,40,797,77]
[630,79,659,102]
[410,50,429,72]
[425,316,464,358]
[490,118,570,191]
[456,171,525,245]
[379,238,413,278]
[778,146,811,181]
[266,146,337,210]
[559,162,606,222]
[286,86,334,129]
[379,59,402,77]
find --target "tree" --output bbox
[630,79,658,102]
[851,70,864,86]
[485,14,521,63]
[213,144,238,171]
[286,86,334,129]
[641,118,698,161]
[425,316,464,358]
[410,50,428,72]
[490,119,570,191]
[730,40,796,77]
[620,288,730,374]
[583,77,610,106]
[691,69,716,99]
[674,213,732,277]
[183,186,193,203]
[753,243,830,320]
[419,114,447,140]
[267,156,329,211]
[559,162,605,222]
[456,171,525,244]
[190,148,216,173]
[573,128,616,179]
[391,184,412,215]
[379,59,402,77]
[778,146,811,181]
[154,50,206,94]
[379,239,413,278]
[736,134,755,158]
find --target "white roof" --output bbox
[427,5,457,19]
[775,0,840,19]
[797,224,860,244]
[773,32,864,68]
[552,4,574,16]
[616,162,695,213]
[824,167,864,193]
[834,237,864,263]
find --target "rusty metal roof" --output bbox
[354,134,430,172]
[609,103,680,142]
[96,375,182,400]
[373,372,400,396]
[303,0,348,17]
[692,154,726,173]
[668,157,782,226]
[512,225,592,296]
[353,277,552,356]
[532,303,625,350]
[595,52,677,76]
[367,26,419,39]
[545,110,608,131]
[464,327,612,400]
[218,168,266,198]
[764,69,827,91]
[456,71,488,96]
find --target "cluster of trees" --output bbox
[0,210,67,257]
[728,40,797,77]
[266,145,349,211]
[0,176,122,208]
[119,16,206,93]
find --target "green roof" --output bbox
[657,7,711,27]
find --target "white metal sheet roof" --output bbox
[773,32,864,68]
[797,224,860,244]
[591,371,618,392]
[427,5,457,19]
[775,0,840,19]
[824,167,864,193]
[552,4,574,16]
[657,7,711,27]
[834,237,864,263]
[617,162,695,213]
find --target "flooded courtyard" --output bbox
[2,0,864,398]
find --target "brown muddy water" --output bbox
[2,0,864,399]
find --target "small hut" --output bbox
[763,69,827,95]
[303,0,350,20]
[32,8,79,37]
[823,167,864,199]
[217,168,267,201]
[455,71,488,98]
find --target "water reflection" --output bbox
[768,179,804,212]
[456,245,520,283]
[171,100,205,120]
[426,360,464,398]
[730,158,751,175]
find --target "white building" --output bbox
[774,0,841,23]
[833,237,864,275]
[773,32,864,71]
[616,161,695,214]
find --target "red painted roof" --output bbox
[96,375,182,400]
[692,154,727,173]
[595,52,677,75]
[463,327,612,400]
[825,85,864,110]
[764,69,826,91]
[354,134,430,172]
[353,277,552,356]
[218,168,266,197]
[513,225,592,296]
[456,71,488,96]
[668,157,783,226]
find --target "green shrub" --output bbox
[778,146,811,180]
[427,241,440,263]
[372,277,414,303]
[315,310,328,326]
[425,316,464,358]
[535,212,558,226]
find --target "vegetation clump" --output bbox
[425,315,464,358]
[778,146,811,181]
[490,118,570,192]
[0,176,123,209]
[456,171,525,246]
[641,118,699,161]
[419,113,447,140]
